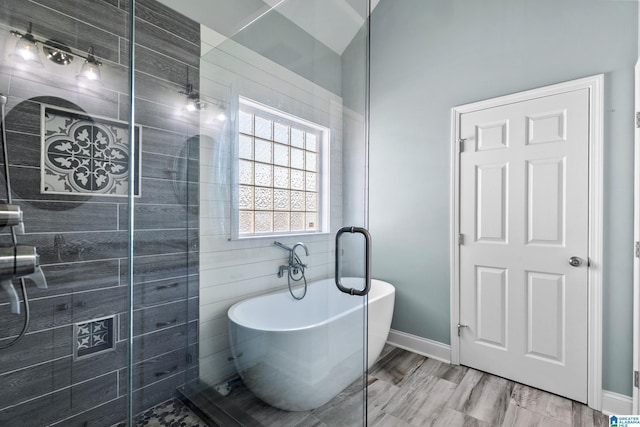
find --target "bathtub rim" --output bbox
[227,277,394,333]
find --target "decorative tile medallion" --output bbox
[41,105,141,196]
[75,316,115,359]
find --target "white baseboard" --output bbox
[387,329,451,363]
[601,390,633,415]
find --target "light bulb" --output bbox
[77,47,102,84]
[10,30,44,67]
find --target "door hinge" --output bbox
[458,234,464,245]
[635,370,639,388]
[636,241,640,258]
[458,138,466,153]
[636,112,640,128]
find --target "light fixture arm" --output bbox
[85,46,102,66]
[180,81,206,112]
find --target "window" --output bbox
[236,98,328,236]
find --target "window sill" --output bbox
[230,231,332,241]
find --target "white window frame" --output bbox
[231,97,330,239]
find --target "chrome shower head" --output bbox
[0,94,7,105]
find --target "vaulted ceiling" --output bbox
[158,0,380,55]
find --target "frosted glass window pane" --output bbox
[239,211,254,234]
[291,128,304,148]
[305,193,317,211]
[254,163,272,187]
[255,188,273,210]
[290,170,304,190]
[255,116,272,139]
[239,135,253,160]
[273,144,289,166]
[306,213,318,231]
[237,100,328,236]
[274,122,289,144]
[274,166,289,189]
[274,212,290,232]
[255,212,273,233]
[274,189,290,211]
[255,139,272,163]
[305,152,317,172]
[239,186,254,209]
[305,172,317,192]
[291,191,304,211]
[291,148,304,169]
[239,160,253,185]
[239,111,253,134]
[306,133,317,152]
[291,212,305,231]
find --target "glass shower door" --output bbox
[153,0,372,425]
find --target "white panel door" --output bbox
[458,88,590,402]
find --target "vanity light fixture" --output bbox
[9,22,104,84]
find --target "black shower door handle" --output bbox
[335,226,371,296]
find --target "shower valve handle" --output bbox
[26,266,47,289]
[0,246,47,288]
[1,280,20,314]
[14,222,25,235]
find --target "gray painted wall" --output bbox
[369,0,637,396]
[341,26,369,275]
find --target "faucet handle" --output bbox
[277,265,289,278]
[274,241,292,251]
[14,221,25,235]
[25,266,47,289]
[1,280,20,314]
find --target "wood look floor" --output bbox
[217,345,609,427]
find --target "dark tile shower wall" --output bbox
[0,1,200,426]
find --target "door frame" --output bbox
[449,75,604,410]
[633,58,640,414]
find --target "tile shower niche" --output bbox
[74,316,116,359]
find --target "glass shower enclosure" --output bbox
[0,0,371,425]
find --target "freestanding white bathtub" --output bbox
[227,277,395,411]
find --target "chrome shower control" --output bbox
[0,245,48,315]
[0,245,47,288]
[0,245,35,276]
[0,204,24,234]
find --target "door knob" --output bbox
[568,256,582,267]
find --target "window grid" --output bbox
[238,108,321,235]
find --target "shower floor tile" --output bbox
[112,398,208,427]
